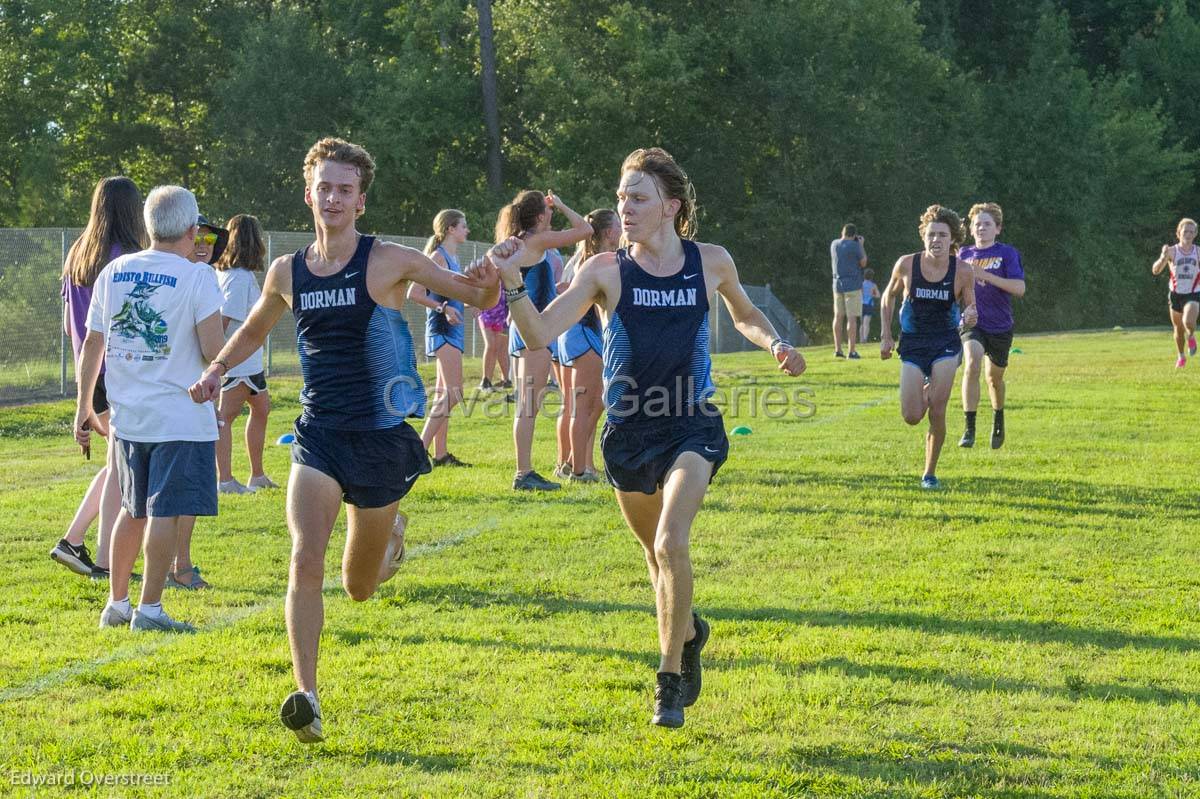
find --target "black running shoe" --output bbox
[89,567,142,582]
[652,672,685,728]
[991,424,1004,449]
[280,691,324,743]
[959,429,975,448]
[433,452,471,468]
[680,613,710,707]
[513,470,561,491]
[499,379,513,389]
[479,378,492,391]
[50,538,95,576]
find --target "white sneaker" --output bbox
[378,512,408,585]
[218,479,252,495]
[280,691,324,743]
[130,608,195,633]
[98,602,132,629]
[246,475,279,490]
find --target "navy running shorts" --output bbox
[601,405,729,495]
[291,417,431,508]
[899,333,962,378]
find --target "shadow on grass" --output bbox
[721,469,1200,523]
[811,656,1197,706]
[783,741,1049,798]
[379,583,1200,706]
[786,738,1193,798]
[360,748,465,772]
[388,581,1200,655]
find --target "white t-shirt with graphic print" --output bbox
[86,249,224,443]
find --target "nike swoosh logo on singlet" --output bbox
[405,471,420,482]
[683,273,699,280]
[344,272,359,279]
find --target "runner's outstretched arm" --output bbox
[495,244,611,350]
[190,256,291,402]
[705,244,804,376]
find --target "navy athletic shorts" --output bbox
[601,404,729,495]
[291,417,431,508]
[899,332,962,378]
[115,438,217,519]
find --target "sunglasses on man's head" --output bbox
[195,233,218,246]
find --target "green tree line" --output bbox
[2,0,1196,337]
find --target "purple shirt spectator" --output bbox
[959,242,1024,334]
[62,243,128,373]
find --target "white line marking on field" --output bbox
[805,394,893,425]
[0,519,498,703]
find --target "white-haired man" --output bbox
[74,185,226,632]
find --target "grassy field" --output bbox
[1,329,1198,798]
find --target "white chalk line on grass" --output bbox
[800,393,895,426]
[0,518,498,703]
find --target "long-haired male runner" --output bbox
[478,148,805,728]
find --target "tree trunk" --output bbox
[476,0,503,194]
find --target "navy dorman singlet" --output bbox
[603,240,715,425]
[292,235,425,429]
[899,252,960,337]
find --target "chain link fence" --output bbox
[0,228,806,404]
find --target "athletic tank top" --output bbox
[425,245,465,338]
[522,257,557,311]
[292,235,425,429]
[1171,245,1200,294]
[900,252,959,336]
[603,240,714,425]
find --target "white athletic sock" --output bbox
[138,601,165,619]
[107,597,131,615]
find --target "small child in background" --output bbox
[860,267,880,342]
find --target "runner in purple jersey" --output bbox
[956,203,1025,450]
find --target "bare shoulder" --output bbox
[578,250,620,275]
[369,238,426,275]
[695,241,735,270]
[576,251,620,295]
[264,253,294,295]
